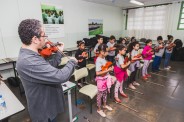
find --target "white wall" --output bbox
[0,0,123,59]
[0,0,124,78]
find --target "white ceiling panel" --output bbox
[82,0,182,9]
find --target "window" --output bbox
[127,6,167,30]
[178,1,184,30]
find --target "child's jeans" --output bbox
[142,60,150,76]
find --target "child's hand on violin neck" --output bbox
[108,66,114,72]
[57,42,64,52]
[126,61,131,65]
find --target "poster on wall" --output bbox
[88,19,103,36]
[41,3,64,38]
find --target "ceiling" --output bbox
[82,0,182,9]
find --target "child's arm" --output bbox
[82,51,88,58]
[121,61,130,69]
[131,54,142,60]
[94,44,99,54]
[75,50,81,60]
[142,47,147,56]
[96,67,113,76]
[118,56,130,69]
[143,47,153,56]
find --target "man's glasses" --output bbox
[38,35,48,40]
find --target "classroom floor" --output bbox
[7,60,184,122]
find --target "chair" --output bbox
[125,69,132,88]
[58,57,69,66]
[138,63,144,78]
[73,67,98,113]
[138,49,143,54]
[86,63,95,81]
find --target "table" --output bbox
[0,81,25,121]
[64,47,78,56]
[0,57,17,77]
[64,47,91,57]
[62,81,77,122]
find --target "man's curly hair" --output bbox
[18,19,42,45]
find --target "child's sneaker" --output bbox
[167,66,171,68]
[103,105,113,111]
[129,83,136,89]
[120,93,128,98]
[97,110,106,117]
[114,97,121,103]
[146,74,151,78]
[164,67,170,70]
[133,82,140,86]
[142,76,148,81]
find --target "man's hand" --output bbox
[69,57,78,63]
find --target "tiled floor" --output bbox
[6,60,184,122]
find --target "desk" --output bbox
[0,81,25,121]
[64,47,78,56]
[64,47,91,57]
[0,58,17,77]
[62,81,77,122]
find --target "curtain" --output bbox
[126,4,173,40]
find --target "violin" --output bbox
[81,51,88,57]
[131,53,142,63]
[155,42,165,52]
[38,41,62,58]
[167,42,176,51]
[124,55,131,64]
[122,55,131,69]
[78,51,88,62]
[109,44,118,52]
[101,62,113,77]
[38,40,80,68]
[143,49,153,58]
[109,47,116,51]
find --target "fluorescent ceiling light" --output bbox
[130,0,144,6]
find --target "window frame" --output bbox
[177,1,184,30]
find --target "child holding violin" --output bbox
[142,39,154,80]
[94,35,103,63]
[75,40,88,68]
[75,40,88,87]
[95,44,114,117]
[152,36,165,72]
[114,44,129,103]
[128,41,142,89]
[107,35,116,63]
[164,35,176,70]
[118,37,127,47]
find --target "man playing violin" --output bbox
[16,19,78,122]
